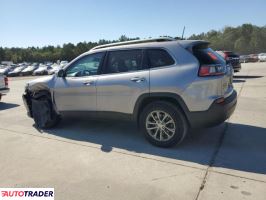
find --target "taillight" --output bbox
[198,64,226,77]
[4,77,8,87]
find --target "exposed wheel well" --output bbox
[25,89,53,117]
[32,90,52,100]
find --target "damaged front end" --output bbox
[22,87,60,128]
[22,75,61,128]
[22,88,33,118]
[22,75,56,118]
[22,87,55,118]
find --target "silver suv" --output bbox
[23,38,237,147]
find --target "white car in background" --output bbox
[258,53,266,62]
[60,61,68,67]
[48,64,61,75]
[33,65,52,76]
[21,64,39,76]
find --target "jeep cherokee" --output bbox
[23,38,237,147]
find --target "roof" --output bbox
[90,37,176,51]
[88,38,208,53]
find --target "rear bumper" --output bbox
[0,87,10,94]
[188,90,237,128]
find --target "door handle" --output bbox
[130,77,145,83]
[83,81,94,86]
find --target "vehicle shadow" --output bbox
[43,117,266,175]
[0,102,20,110]
[213,122,266,174]
[233,79,245,83]
[233,75,264,79]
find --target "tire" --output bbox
[32,96,61,129]
[139,101,188,148]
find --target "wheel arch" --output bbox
[25,88,58,117]
[133,93,191,126]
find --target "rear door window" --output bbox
[193,48,225,65]
[147,49,175,68]
[104,50,144,74]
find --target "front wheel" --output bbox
[139,101,188,148]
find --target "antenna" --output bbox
[181,26,186,40]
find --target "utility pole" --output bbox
[181,26,186,40]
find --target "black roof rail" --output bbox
[90,37,176,51]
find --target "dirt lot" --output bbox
[0,63,265,200]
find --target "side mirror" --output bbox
[57,69,65,77]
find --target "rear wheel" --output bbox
[32,95,60,129]
[139,101,188,147]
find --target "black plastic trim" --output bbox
[187,90,237,128]
[0,88,9,92]
[133,91,237,128]
[60,111,133,121]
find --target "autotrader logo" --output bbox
[0,188,54,200]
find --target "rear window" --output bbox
[193,48,225,65]
[147,49,175,68]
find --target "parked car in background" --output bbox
[258,53,266,62]
[21,64,39,76]
[248,54,259,62]
[0,66,11,76]
[60,61,68,67]
[23,38,237,147]
[240,55,249,63]
[216,51,241,72]
[0,65,10,76]
[0,65,17,76]
[0,74,9,101]
[33,65,52,75]
[7,66,26,77]
[48,64,61,75]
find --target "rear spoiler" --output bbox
[178,40,210,52]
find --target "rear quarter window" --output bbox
[193,48,225,65]
[147,49,175,68]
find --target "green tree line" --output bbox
[0,35,139,63]
[1,24,266,63]
[189,24,266,54]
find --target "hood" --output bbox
[23,66,36,72]
[35,67,47,72]
[50,67,60,72]
[26,75,56,92]
[0,68,7,73]
[13,67,24,72]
